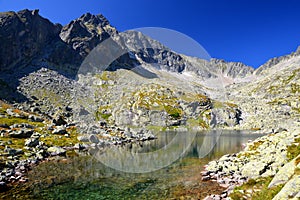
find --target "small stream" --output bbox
[1,130,263,199]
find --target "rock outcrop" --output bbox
[60,12,117,57]
[0,9,61,71]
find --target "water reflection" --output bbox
[2,131,263,200]
[89,130,258,173]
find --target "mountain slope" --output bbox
[0,9,299,132]
[227,49,300,131]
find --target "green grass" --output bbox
[186,117,209,129]
[291,83,300,94]
[248,140,264,151]
[282,69,298,85]
[164,105,182,119]
[287,137,300,161]
[0,116,44,127]
[99,113,112,120]
[40,127,80,147]
[230,177,283,200]
[146,125,167,132]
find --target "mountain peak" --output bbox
[59,12,117,57]
[78,12,110,27]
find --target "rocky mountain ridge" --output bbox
[0,9,299,133]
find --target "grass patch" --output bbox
[40,127,79,147]
[295,156,300,165]
[248,140,264,151]
[291,83,300,94]
[146,125,166,132]
[287,137,300,161]
[96,107,112,121]
[164,105,182,119]
[212,101,224,109]
[186,118,209,129]
[0,116,44,127]
[230,177,283,200]
[251,127,261,131]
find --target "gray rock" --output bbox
[0,9,61,72]
[74,143,85,150]
[53,116,67,126]
[268,156,298,188]
[24,137,39,147]
[28,115,43,122]
[272,175,300,200]
[30,106,40,113]
[89,134,100,144]
[0,124,9,129]
[77,135,89,142]
[52,126,68,135]
[4,147,23,156]
[9,129,33,138]
[10,123,34,129]
[47,146,66,156]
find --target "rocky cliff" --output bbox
[0,9,61,71]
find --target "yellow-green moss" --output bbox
[186,118,209,129]
[0,117,44,127]
[212,101,224,109]
[146,125,167,132]
[291,83,300,94]
[40,127,79,147]
[247,140,264,151]
[230,177,283,200]
[287,137,300,161]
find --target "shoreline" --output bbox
[202,128,300,199]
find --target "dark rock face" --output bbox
[120,31,186,73]
[60,13,117,57]
[0,9,61,71]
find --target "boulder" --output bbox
[52,126,67,135]
[268,156,298,188]
[28,115,43,122]
[272,175,300,200]
[47,146,66,156]
[89,134,99,144]
[24,137,39,147]
[9,129,33,138]
[53,116,67,126]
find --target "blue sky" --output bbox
[1,0,300,68]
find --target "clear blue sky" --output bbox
[1,0,300,68]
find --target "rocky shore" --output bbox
[0,100,156,191]
[203,128,300,199]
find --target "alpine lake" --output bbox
[1,130,263,200]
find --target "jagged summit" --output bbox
[59,12,117,57]
[78,12,111,27]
